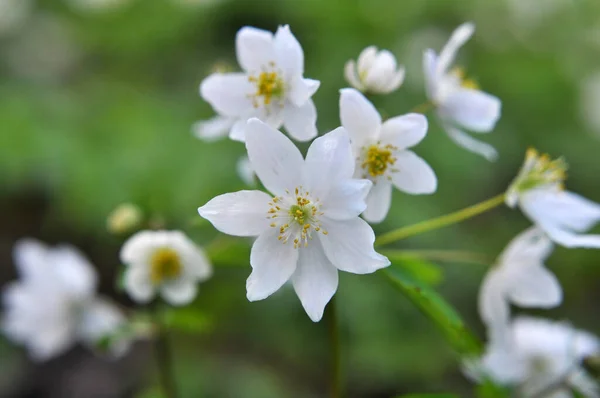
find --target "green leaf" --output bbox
[115,264,127,292]
[205,237,251,267]
[157,307,212,334]
[475,380,512,398]
[383,266,482,356]
[397,394,460,398]
[385,255,443,286]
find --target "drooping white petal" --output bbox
[288,77,320,107]
[50,245,98,298]
[292,242,339,322]
[13,239,50,282]
[318,217,389,274]
[440,88,501,132]
[390,151,437,194]
[199,73,254,117]
[198,190,272,237]
[282,99,318,142]
[444,125,498,161]
[344,60,364,90]
[247,228,299,301]
[123,266,154,303]
[228,119,248,142]
[192,116,235,142]
[274,25,304,78]
[506,264,562,308]
[236,156,256,186]
[236,26,275,73]
[436,22,475,76]
[499,227,553,265]
[78,298,129,357]
[357,46,377,74]
[478,267,511,330]
[380,113,428,149]
[362,180,393,224]
[339,88,382,146]
[423,49,439,99]
[304,126,354,198]
[321,179,372,221]
[160,278,198,306]
[245,118,305,196]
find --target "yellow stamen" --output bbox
[150,248,182,285]
[361,143,398,177]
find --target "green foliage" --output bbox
[383,254,444,286]
[475,380,512,398]
[157,307,212,335]
[397,395,460,398]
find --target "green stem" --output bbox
[411,101,435,114]
[154,312,178,398]
[379,249,492,266]
[375,193,506,247]
[326,297,342,398]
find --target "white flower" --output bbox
[423,22,501,161]
[236,155,256,186]
[199,25,320,142]
[192,115,236,142]
[339,88,437,223]
[2,239,128,361]
[478,227,561,333]
[198,118,390,322]
[0,0,31,35]
[476,317,600,398]
[506,148,600,248]
[120,230,212,306]
[344,46,405,94]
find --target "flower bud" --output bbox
[107,203,143,235]
[344,46,405,94]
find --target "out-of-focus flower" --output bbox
[579,72,600,137]
[478,227,560,333]
[0,0,32,35]
[423,22,501,161]
[107,203,143,235]
[200,25,320,142]
[506,148,600,248]
[339,88,436,223]
[344,46,405,94]
[66,0,133,13]
[198,118,389,322]
[474,317,600,398]
[120,230,212,306]
[236,156,256,186]
[2,239,128,361]
[192,116,236,142]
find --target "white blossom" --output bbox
[478,227,561,333]
[423,22,501,161]
[198,118,390,322]
[192,115,236,142]
[120,230,212,306]
[506,148,600,248]
[2,239,128,361]
[339,88,437,223]
[199,25,320,142]
[475,317,600,398]
[344,46,405,94]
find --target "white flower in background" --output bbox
[192,115,236,142]
[478,227,561,333]
[344,46,405,94]
[120,230,212,306]
[506,148,600,248]
[475,317,600,398]
[423,22,501,161]
[0,0,32,35]
[198,118,389,322]
[2,239,128,361]
[579,72,600,138]
[236,156,256,186]
[200,25,320,142]
[107,203,143,235]
[339,88,437,223]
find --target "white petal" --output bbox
[236,156,256,185]
[160,279,198,306]
[380,67,405,94]
[506,264,562,309]
[51,245,98,298]
[176,237,213,282]
[444,125,498,161]
[390,150,437,194]
[13,239,49,281]
[245,118,305,195]
[192,116,235,142]
[78,298,128,357]
[364,50,397,90]
[229,119,248,142]
[440,88,501,132]
[499,227,553,265]
[380,113,428,149]
[120,230,155,264]
[318,217,390,274]
[478,267,510,329]
[322,179,372,221]
[362,180,392,224]
[304,126,354,198]
[288,77,320,107]
[357,46,377,74]
[124,266,154,303]
[339,88,382,146]
[282,99,318,141]
[199,73,254,117]
[247,228,299,301]
[436,22,475,76]
[198,190,272,237]
[423,49,439,99]
[274,25,304,77]
[344,60,364,90]
[292,242,339,322]
[236,26,275,72]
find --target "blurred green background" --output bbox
[2,0,600,396]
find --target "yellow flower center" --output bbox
[248,64,285,108]
[150,248,182,285]
[361,143,398,178]
[510,148,568,194]
[267,187,327,249]
[452,67,480,90]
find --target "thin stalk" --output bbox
[154,312,178,398]
[326,297,342,398]
[375,193,506,247]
